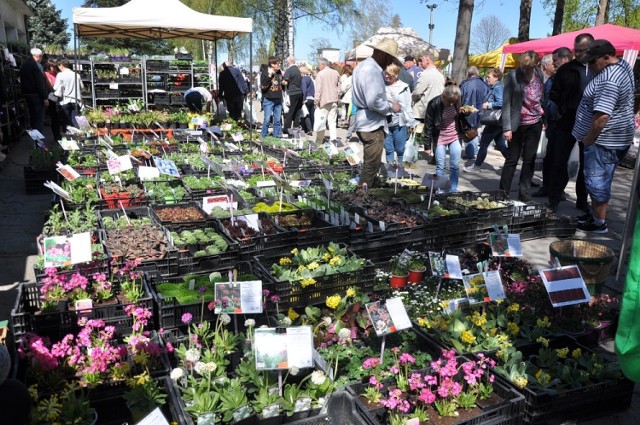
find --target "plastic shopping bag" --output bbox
[313,108,327,133]
[536,129,548,159]
[403,131,419,164]
[301,103,309,118]
[567,141,580,181]
[243,99,256,125]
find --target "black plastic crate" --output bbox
[254,249,375,312]
[216,212,296,259]
[151,202,211,230]
[544,215,578,238]
[174,236,241,274]
[347,362,525,425]
[273,210,350,249]
[415,209,478,250]
[350,235,424,265]
[437,191,515,234]
[148,261,259,329]
[143,179,189,205]
[510,219,546,241]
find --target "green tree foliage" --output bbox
[346,0,392,50]
[542,0,640,32]
[26,0,70,52]
[78,0,168,56]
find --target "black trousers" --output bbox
[499,121,542,196]
[547,126,576,204]
[576,141,588,206]
[284,93,303,131]
[541,121,557,189]
[225,96,244,121]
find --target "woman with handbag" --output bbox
[464,68,507,172]
[383,63,415,165]
[44,59,62,142]
[425,82,471,192]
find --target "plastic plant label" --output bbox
[539,265,591,307]
[56,164,80,182]
[463,271,505,305]
[136,408,170,425]
[44,181,72,201]
[74,298,93,312]
[107,154,133,175]
[138,166,161,180]
[262,404,280,418]
[27,129,45,140]
[118,67,129,75]
[254,326,313,370]
[108,82,119,90]
[214,281,263,314]
[58,138,80,151]
[294,397,312,412]
[232,406,252,422]
[489,233,523,257]
[43,232,92,268]
[152,156,180,177]
[366,297,412,336]
[232,132,244,141]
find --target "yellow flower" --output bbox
[461,330,476,344]
[417,317,430,328]
[535,369,551,385]
[329,256,343,266]
[571,348,582,359]
[327,245,335,253]
[291,248,299,256]
[488,327,498,336]
[471,311,487,328]
[556,347,569,359]
[513,375,528,389]
[300,277,316,287]
[307,261,319,270]
[28,385,38,402]
[326,295,341,309]
[323,253,331,262]
[346,287,356,297]
[297,265,307,273]
[279,257,292,266]
[507,303,520,313]
[536,336,550,348]
[536,316,552,329]
[288,308,300,321]
[506,322,520,336]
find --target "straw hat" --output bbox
[366,38,402,66]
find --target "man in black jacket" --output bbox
[218,61,248,121]
[547,33,594,213]
[20,47,48,136]
[282,56,303,132]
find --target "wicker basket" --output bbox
[549,240,614,294]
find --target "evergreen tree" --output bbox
[26,0,70,52]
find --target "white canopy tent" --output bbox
[72,0,253,41]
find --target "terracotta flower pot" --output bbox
[390,274,408,289]
[408,269,426,284]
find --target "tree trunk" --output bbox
[451,0,474,86]
[518,0,532,42]
[274,0,288,60]
[552,0,565,35]
[595,0,608,25]
[287,0,294,58]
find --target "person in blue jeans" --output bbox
[383,63,415,165]
[464,68,508,172]
[260,56,284,138]
[425,83,469,192]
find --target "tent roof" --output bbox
[469,38,519,69]
[72,0,252,41]
[345,27,438,61]
[503,24,640,55]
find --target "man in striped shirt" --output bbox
[572,40,635,233]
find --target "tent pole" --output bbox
[250,32,253,141]
[616,150,640,284]
[73,26,80,116]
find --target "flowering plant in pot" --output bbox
[406,251,428,284]
[389,253,410,288]
[30,380,97,425]
[123,370,167,422]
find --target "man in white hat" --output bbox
[352,38,401,187]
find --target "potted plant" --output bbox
[30,381,97,425]
[389,253,409,289]
[406,251,427,284]
[123,371,167,422]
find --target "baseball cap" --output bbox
[582,39,616,64]
[404,55,415,62]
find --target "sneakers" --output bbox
[546,202,559,213]
[518,193,532,203]
[463,164,478,172]
[531,189,548,197]
[577,213,593,223]
[577,221,608,234]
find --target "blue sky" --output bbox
[52,0,551,62]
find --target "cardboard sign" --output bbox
[539,265,591,307]
[43,232,92,268]
[214,281,263,314]
[462,271,505,305]
[56,164,81,182]
[489,233,523,257]
[107,154,133,175]
[254,326,313,370]
[366,297,412,336]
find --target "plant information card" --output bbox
[202,195,238,214]
[488,233,523,257]
[254,326,313,370]
[107,154,133,175]
[214,281,263,314]
[43,232,92,268]
[539,265,591,307]
[462,271,505,305]
[366,297,412,336]
[428,252,463,279]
